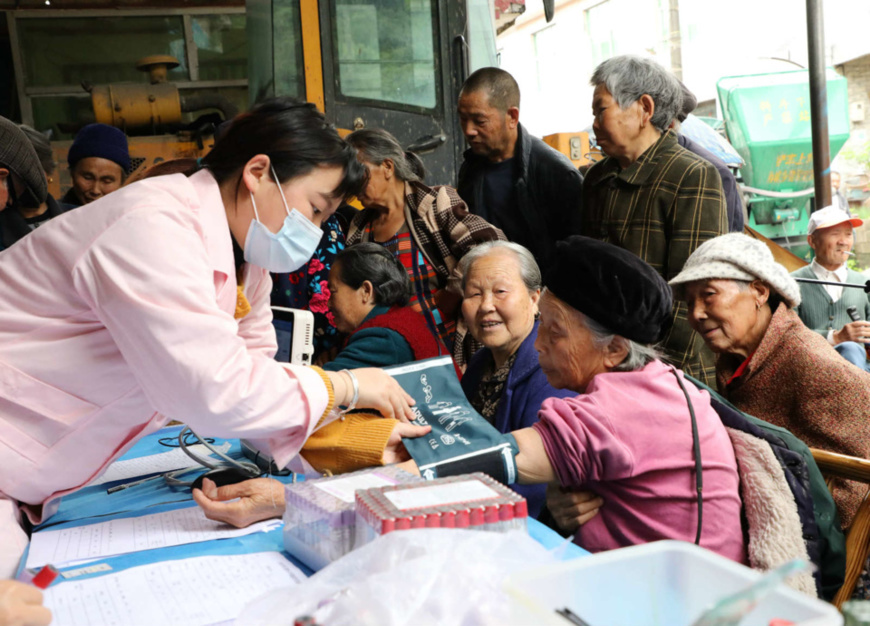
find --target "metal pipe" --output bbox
[180,94,239,122]
[794,277,870,292]
[669,0,682,81]
[806,0,832,210]
[740,185,815,199]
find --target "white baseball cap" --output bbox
[807,205,863,235]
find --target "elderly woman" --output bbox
[670,233,870,529]
[345,128,506,368]
[322,243,453,372]
[581,55,727,387]
[506,236,745,561]
[458,241,573,517]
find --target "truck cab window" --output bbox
[331,0,438,110]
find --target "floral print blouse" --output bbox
[271,214,345,358]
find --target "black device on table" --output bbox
[190,467,260,491]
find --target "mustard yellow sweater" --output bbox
[301,413,394,474]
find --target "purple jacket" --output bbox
[462,322,574,517]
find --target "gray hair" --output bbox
[346,128,425,183]
[590,55,683,132]
[458,241,542,293]
[577,310,659,372]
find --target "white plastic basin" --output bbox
[504,540,842,626]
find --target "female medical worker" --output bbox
[0,98,422,576]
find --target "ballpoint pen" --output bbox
[106,473,164,494]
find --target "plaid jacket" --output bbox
[346,181,505,367]
[581,130,727,385]
[347,181,506,292]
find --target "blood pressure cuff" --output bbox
[384,356,519,484]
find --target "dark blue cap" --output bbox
[68,123,130,172]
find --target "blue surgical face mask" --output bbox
[243,165,324,273]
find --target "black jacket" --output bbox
[456,123,583,272]
[0,194,68,251]
[60,187,83,208]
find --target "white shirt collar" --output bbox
[811,258,848,282]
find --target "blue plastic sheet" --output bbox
[681,114,744,167]
[24,426,585,587]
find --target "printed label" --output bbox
[383,480,499,511]
[60,563,113,579]
[313,472,399,503]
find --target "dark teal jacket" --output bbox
[792,264,870,337]
[324,306,415,372]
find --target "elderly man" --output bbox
[581,55,727,387]
[456,67,583,272]
[0,117,47,219]
[791,205,870,371]
[831,171,849,213]
[62,123,130,207]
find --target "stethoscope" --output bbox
[106,426,263,494]
[161,426,263,488]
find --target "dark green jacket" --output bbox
[792,264,870,337]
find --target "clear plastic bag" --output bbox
[236,528,559,626]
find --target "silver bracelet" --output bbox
[338,369,359,420]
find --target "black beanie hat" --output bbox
[543,236,674,344]
[0,116,47,209]
[68,123,131,172]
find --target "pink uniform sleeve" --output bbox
[71,204,328,468]
[532,395,636,488]
[237,264,279,361]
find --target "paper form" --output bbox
[44,551,306,626]
[88,442,232,486]
[26,506,282,569]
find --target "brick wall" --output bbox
[853,223,870,269]
[840,55,870,134]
